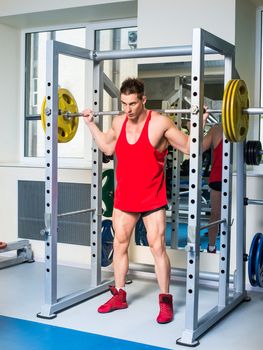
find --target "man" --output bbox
[83,77,208,324]
[203,124,223,253]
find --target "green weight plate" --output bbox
[102,169,114,217]
[101,219,114,267]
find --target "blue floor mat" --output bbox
[0,315,170,350]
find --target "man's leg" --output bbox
[143,208,173,323]
[98,208,139,313]
[112,208,139,287]
[143,208,170,292]
[207,188,221,252]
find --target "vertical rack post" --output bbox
[170,81,183,249]
[181,28,204,344]
[235,141,246,293]
[90,60,104,287]
[40,40,59,318]
[218,55,234,307]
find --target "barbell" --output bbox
[41,79,263,143]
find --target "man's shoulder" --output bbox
[112,113,126,124]
[150,111,173,128]
[151,110,169,121]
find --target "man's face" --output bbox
[121,93,146,119]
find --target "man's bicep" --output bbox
[203,129,213,152]
[165,125,188,151]
[105,127,117,144]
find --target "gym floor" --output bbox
[0,261,262,350]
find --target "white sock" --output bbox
[208,245,215,252]
[116,287,125,291]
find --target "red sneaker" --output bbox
[156,294,173,324]
[98,286,128,313]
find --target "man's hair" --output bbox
[120,78,145,100]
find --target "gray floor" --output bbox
[0,261,262,350]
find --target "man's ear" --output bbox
[142,95,147,105]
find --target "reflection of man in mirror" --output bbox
[203,124,223,253]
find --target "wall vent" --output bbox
[18,180,91,245]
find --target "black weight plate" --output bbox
[248,141,254,165]
[252,141,258,165]
[244,141,251,165]
[254,141,262,166]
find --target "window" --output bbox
[94,26,138,127]
[23,22,137,163]
[24,27,86,159]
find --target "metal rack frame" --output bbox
[37,28,248,348]
[176,28,248,346]
[37,42,114,319]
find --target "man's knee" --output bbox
[148,235,166,256]
[114,233,129,246]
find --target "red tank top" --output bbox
[114,110,168,212]
[209,139,223,184]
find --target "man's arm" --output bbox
[203,124,223,152]
[83,108,117,155]
[164,121,190,154]
[164,109,210,154]
[203,127,214,152]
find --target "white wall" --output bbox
[0,1,137,29]
[0,0,132,16]
[235,0,258,140]
[0,24,20,162]
[137,0,235,48]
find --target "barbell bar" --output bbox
[199,218,227,232]
[57,208,95,218]
[60,107,263,118]
[46,107,219,117]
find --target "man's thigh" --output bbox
[142,207,166,242]
[112,208,140,241]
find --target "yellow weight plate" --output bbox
[41,88,79,143]
[229,80,239,142]
[222,79,236,141]
[227,79,240,142]
[41,96,47,132]
[229,80,249,142]
[225,79,235,142]
[222,80,232,141]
